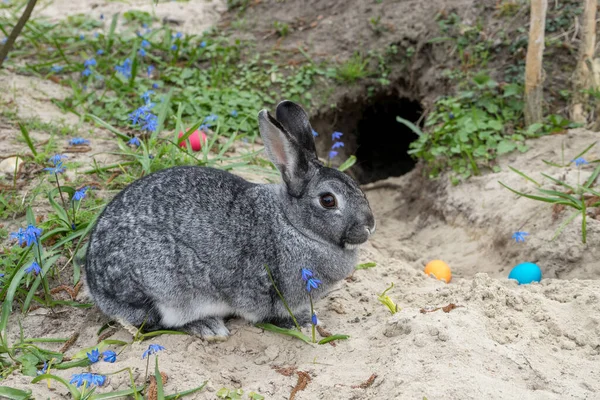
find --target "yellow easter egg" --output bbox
[424,260,452,283]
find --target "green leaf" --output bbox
[90,386,144,399]
[31,374,81,400]
[396,116,423,136]
[255,323,312,344]
[355,262,376,270]
[155,357,165,400]
[337,155,356,172]
[18,123,37,156]
[509,166,540,187]
[165,382,207,400]
[318,334,350,345]
[85,114,130,141]
[496,140,516,155]
[0,386,32,400]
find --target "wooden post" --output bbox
[571,0,598,124]
[524,0,548,127]
[0,0,38,69]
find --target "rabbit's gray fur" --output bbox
[84,100,375,340]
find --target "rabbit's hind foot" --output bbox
[183,317,230,342]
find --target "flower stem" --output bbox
[35,242,52,307]
[309,293,315,343]
[54,174,73,228]
[143,357,150,393]
[264,264,301,332]
[71,200,77,229]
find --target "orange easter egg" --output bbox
[424,260,452,283]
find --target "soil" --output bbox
[1,0,599,399]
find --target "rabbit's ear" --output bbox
[275,100,317,156]
[258,110,317,196]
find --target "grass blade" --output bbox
[318,334,350,345]
[355,262,376,270]
[85,114,130,141]
[255,323,312,344]
[540,173,575,191]
[31,374,80,400]
[90,386,144,399]
[509,166,540,187]
[165,382,207,400]
[552,210,579,241]
[0,386,32,400]
[106,13,119,52]
[338,155,356,172]
[155,357,165,400]
[584,163,600,188]
[1,264,30,346]
[498,181,575,205]
[569,141,596,163]
[18,122,37,156]
[396,116,423,136]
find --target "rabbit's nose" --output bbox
[365,220,376,236]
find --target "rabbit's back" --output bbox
[84,166,264,324]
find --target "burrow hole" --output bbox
[312,91,423,184]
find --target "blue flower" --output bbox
[70,373,106,388]
[328,150,338,159]
[49,154,67,165]
[100,14,104,20]
[230,110,238,117]
[25,225,42,246]
[152,83,159,89]
[73,187,89,201]
[311,129,318,137]
[141,90,154,103]
[138,49,146,57]
[129,104,153,125]
[572,157,588,167]
[141,113,158,132]
[204,114,218,125]
[512,231,529,243]
[96,49,104,55]
[94,32,99,39]
[142,344,165,359]
[171,44,177,51]
[79,34,85,40]
[175,32,183,39]
[45,162,65,175]
[332,131,343,140]
[147,65,155,77]
[10,228,26,246]
[84,58,97,68]
[311,313,318,325]
[82,68,92,77]
[128,137,141,147]
[115,58,132,78]
[102,350,117,363]
[306,278,321,292]
[199,41,207,48]
[449,112,455,119]
[87,349,100,363]
[142,23,148,29]
[1,38,6,45]
[25,261,41,275]
[37,361,48,376]
[69,138,90,146]
[301,268,313,281]
[50,65,63,73]
[141,39,150,48]
[331,141,344,149]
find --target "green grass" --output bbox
[335,52,370,83]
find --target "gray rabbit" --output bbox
[84,100,375,341]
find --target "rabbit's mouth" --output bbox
[344,242,364,250]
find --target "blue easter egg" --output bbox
[508,262,542,285]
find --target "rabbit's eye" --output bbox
[319,193,337,209]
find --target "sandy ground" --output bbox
[1,1,600,399]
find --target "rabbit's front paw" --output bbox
[267,310,312,329]
[183,317,230,342]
